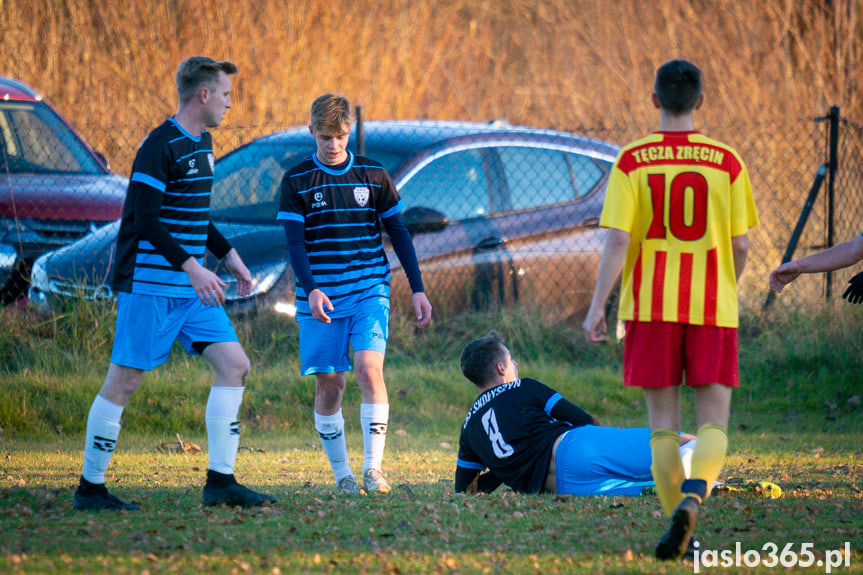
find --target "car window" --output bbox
[496,146,607,213]
[567,152,609,198]
[0,102,103,174]
[497,146,573,212]
[398,149,489,222]
[355,149,406,176]
[211,141,309,221]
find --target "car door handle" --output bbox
[475,236,507,250]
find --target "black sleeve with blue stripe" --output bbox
[130,134,191,269]
[282,219,318,291]
[206,221,232,260]
[525,377,596,427]
[546,392,596,427]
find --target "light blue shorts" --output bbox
[555,426,655,496]
[111,292,238,371]
[298,297,389,375]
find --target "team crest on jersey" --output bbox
[353,186,370,207]
[208,153,214,172]
[186,158,199,175]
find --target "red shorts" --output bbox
[623,321,739,389]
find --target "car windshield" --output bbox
[0,102,103,175]
[210,137,408,223]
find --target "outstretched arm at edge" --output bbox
[770,234,863,292]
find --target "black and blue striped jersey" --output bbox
[112,118,230,297]
[456,378,585,493]
[277,151,403,318]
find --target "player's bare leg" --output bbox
[315,371,348,415]
[355,350,390,494]
[97,363,146,406]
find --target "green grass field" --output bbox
[1,304,862,573]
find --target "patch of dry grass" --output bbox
[2,0,860,168]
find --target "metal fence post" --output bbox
[762,164,828,312]
[355,105,365,156]
[826,106,840,298]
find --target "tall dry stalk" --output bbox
[1,0,860,202]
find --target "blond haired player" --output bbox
[278,94,432,495]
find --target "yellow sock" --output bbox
[650,429,685,516]
[689,423,728,498]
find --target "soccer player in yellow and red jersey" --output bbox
[583,59,759,561]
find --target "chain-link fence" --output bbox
[4,103,862,322]
[736,109,863,314]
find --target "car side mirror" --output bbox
[402,206,449,235]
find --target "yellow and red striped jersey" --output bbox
[601,131,759,327]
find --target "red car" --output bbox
[0,76,127,303]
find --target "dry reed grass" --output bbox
[2,0,861,305]
[2,0,859,153]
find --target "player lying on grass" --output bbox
[454,330,697,497]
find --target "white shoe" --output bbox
[336,476,359,495]
[363,469,391,494]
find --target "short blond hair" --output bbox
[310,93,353,133]
[176,56,238,103]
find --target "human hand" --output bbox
[224,248,253,298]
[842,271,863,304]
[582,305,607,343]
[768,261,801,293]
[412,292,432,327]
[183,257,227,306]
[309,289,333,323]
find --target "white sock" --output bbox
[81,395,124,484]
[679,439,723,487]
[360,403,389,473]
[315,409,353,481]
[206,386,244,475]
[679,439,696,478]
